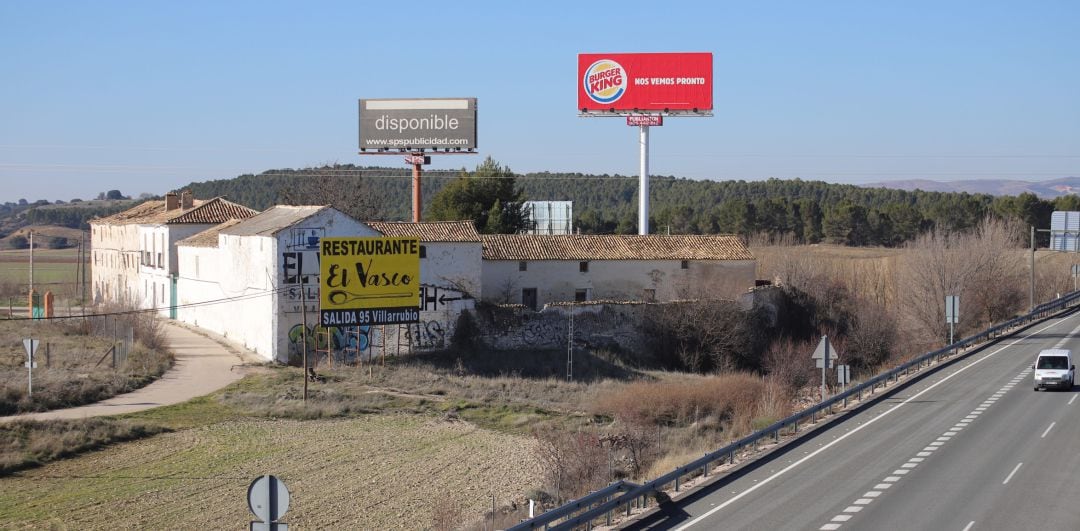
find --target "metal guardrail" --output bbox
[510,291,1080,530]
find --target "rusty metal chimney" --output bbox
[180,190,193,209]
[165,192,179,211]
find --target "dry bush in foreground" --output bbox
[532,425,608,503]
[593,374,763,431]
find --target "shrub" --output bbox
[532,425,608,502]
[593,374,763,429]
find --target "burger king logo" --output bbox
[584,59,626,104]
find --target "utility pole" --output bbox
[29,231,34,296]
[566,305,574,382]
[300,281,309,402]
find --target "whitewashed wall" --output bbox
[481,259,756,307]
[90,223,141,305]
[137,224,210,315]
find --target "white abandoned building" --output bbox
[479,234,756,309]
[89,191,257,311]
[175,208,482,363]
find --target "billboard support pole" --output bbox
[639,125,649,235]
[412,155,423,223]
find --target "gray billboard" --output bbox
[359,98,477,152]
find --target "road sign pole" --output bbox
[27,336,32,397]
[639,125,649,235]
[821,338,829,402]
[412,156,423,223]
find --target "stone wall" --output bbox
[473,301,651,354]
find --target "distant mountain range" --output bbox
[862,177,1080,199]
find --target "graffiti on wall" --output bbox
[283,227,325,314]
[287,323,371,363]
[404,320,446,349]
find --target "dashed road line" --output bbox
[1041,422,1056,438]
[815,363,1040,529]
[1003,462,1023,485]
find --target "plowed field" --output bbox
[0,415,541,529]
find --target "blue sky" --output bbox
[1,0,1078,203]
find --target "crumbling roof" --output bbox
[365,221,481,242]
[92,197,256,226]
[219,205,332,237]
[175,219,244,248]
[481,234,755,261]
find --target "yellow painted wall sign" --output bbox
[319,237,420,326]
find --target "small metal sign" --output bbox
[812,336,838,369]
[626,115,663,126]
[23,339,39,357]
[837,364,850,386]
[945,296,959,324]
[248,475,290,531]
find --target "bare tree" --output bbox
[278,164,379,220]
[898,216,1027,348]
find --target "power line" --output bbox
[5,285,294,321]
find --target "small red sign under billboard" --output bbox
[579,53,712,114]
[626,115,663,126]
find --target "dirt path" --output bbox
[0,321,258,422]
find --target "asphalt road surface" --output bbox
[628,310,1080,531]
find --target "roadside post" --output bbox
[812,335,838,401]
[945,295,959,345]
[23,338,39,397]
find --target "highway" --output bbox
[627,310,1080,531]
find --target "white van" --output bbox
[1033,349,1075,391]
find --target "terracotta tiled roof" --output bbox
[481,234,754,261]
[92,197,256,225]
[366,221,481,242]
[169,198,257,224]
[175,219,244,248]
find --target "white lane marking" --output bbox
[1069,395,1077,405]
[884,476,901,482]
[963,522,975,531]
[944,431,958,436]
[910,457,925,462]
[832,515,852,522]
[917,452,932,457]
[864,491,881,497]
[923,447,938,452]
[854,498,872,505]
[843,506,863,513]
[901,462,918,468]
[874,483,892,489]
[1003,462,1023,485]
[672,317,1070,531]
[820,524,841,530]
[930,441,945,446]
[894,469,910,475]
[938,436,952,441]
[1042,422,1056,438]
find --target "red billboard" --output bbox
[578,53,712,114]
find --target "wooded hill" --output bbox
[179,164,1080,247]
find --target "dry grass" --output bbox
[0,315,172,415]
[0,418,165,476]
